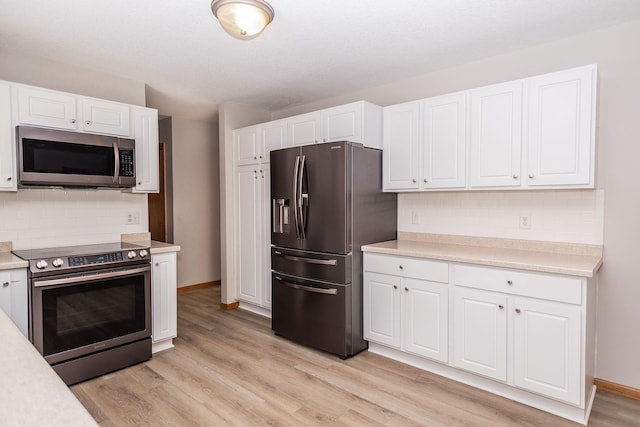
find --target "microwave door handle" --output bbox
[293,155,300,238]
[113,141,120,183]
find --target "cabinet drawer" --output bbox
[364,253,448,283]
[453,264,582,304]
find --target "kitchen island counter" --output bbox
[362,233,602,278]
[0,309,98,426]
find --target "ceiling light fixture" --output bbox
[211,0,275,40]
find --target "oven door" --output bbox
[31,264,151,365]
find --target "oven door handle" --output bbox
[33,266,150,288]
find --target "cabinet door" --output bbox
[404,278,449,363]
[235,125,261,165]
[17,85,78,130]
[288,111,322,146]
[422,93,467,189]
[383,102,420,190]
[453,287,507,381]
[80,97,130,136]
[236,165,262,304]
[527,65,596,187]
[260,165,272,308]
[131,106,159,193]
[321,102,363,143]
[513,297,582,405]
[0,269,29,338]
[261,119,288,161]
[469,81,523,188]
[0,82,16,190]
[152,252,178,343]
[363,272,401,348]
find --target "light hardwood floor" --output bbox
[72,287,640,426]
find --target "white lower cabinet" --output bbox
[151,252,177,353]
[363,252,596,424]
[363,253,449,364]
[0,269,28,338]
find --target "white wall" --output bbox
[0,189,148,250]
[170,117,220,288]
[266,20,640,389]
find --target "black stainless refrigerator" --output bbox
[270,141,396,358]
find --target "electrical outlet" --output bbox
[519,214,531,230]
[411,211,419,225]
[127,212,140,225]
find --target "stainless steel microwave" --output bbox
[17,125,136,188]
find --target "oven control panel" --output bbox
[29,248,150,274]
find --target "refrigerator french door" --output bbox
[270,141,396,358]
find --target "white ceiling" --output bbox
[2,0,640,114]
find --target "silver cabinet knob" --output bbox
[70,118,76,124]
[259,155,263,159]
[529,174,535,179]
[412,179,416,183]
[513,174,519,179]
[515,308,521,314]
[6,176,11,181]
[399,265,403,270]
[423,179,428,183]
[155,262,159,267]
[404,287,409,292]
[254,156,257,160]
[2,282,8,287]
[138,182,142,185]
[393,285,398,289]
[507,280,513,285]
[85,120,91,125]
[498,305,504,310]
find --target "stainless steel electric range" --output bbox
[13,242,152,385]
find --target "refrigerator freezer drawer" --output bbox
[272,272,352,357]
[271,247,352,285]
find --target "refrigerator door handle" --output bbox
[293,155,300,238]
[274,250,338,266]
[275,276,338,295]
[298,155,307,239]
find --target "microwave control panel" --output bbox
[119,150,135,177]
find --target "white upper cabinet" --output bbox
[383,101,421,190]
[130,106,159,193]
[422,93,467,189]
[320,101,382,148]
[469,80,523,188]
[17,85,78,130]
[17,85,131,136]
[0,81,16,191]
[261,119,287,159]
[79,97,130,136]
[526,65,596,187]
[383,64,597,192]
[288,111,322,146]
[234,125,261,165]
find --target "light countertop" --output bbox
[362,233,603,278]
[0,251,28,271]
[120,233,181,254]
[0,309,98,426]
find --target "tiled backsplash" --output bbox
[0,189,148,250]
[398,190,604,245]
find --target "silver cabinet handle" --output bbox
[529,174,535,179]
[155,263,159,267]
[412,179,416,183]
[85,120,91,125]
[399,265,403,270]
[513,174,519,179]
[393,285,398,289]
[515,308,521,314]
[498,305,504,310]
[404,287,409,292]
[507,280,513,285]
[2,282,8,287]
[423,179,428,183]
[70,118,76,124]
[6,177,11,181]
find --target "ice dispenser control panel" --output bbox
[273,198,290,234]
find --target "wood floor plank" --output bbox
[70,287,640,426]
